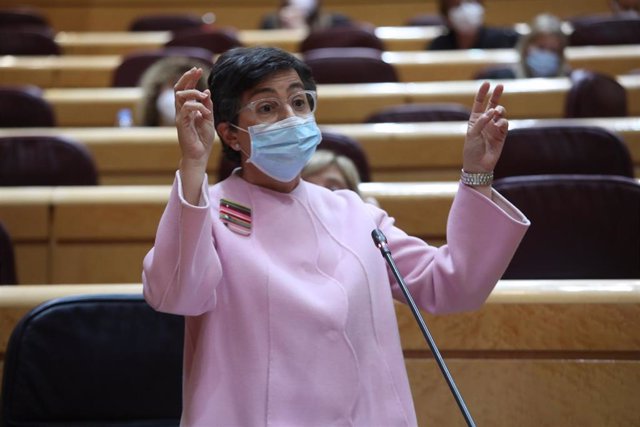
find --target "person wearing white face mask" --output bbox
[260,0,352,30]
[135,56,210,126]
[428,0,519,50]
[610,0,640,17]
[142,46,529,426]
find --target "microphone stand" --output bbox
[371,229,476,427]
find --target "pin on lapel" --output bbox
[219,198,252,236]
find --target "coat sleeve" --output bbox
[142,171,223,316]
[370,183,530,314]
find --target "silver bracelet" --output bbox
[460,169,494,186]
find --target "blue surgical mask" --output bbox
[234,115,322,182]
[525,48,561,77]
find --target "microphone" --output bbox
[371,229,476,427]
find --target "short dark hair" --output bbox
[207,46,316,162]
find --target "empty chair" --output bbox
[0,135,98,186]
[217,131,371,182]
[494,125,633,179]
[494,175,640,279]
[0,220,17,285]
[303,47,398,84]
[129,13,205,32]
[111,47,214,87]
[569,16,640,46]
[364,103,470,123]
[564,69,628,118]
[0,294,183,426]
[165,28,243,55]
[0,85,56,127]
[0,29,59,55]
[300,26,385,52]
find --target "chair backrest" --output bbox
[300,26,385,52]
[405,14,445,26]
[0,85,56,127]
[569,16,640,46]
[494,125,634,179]
[0,135,98,186]
[0,220,17,285]
[0,29,59,55]
[164,28,243,55]
[364,103,471,123]
[0,8,52,34]
[473,65,516,80]
[216,131,371,182]
[564,69,628,118]
[129,13,204,32]
[303,47,398,84]
[111,47,214,87]
[0,294,183,426]
[494,175,640,279]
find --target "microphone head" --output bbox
[371,228,388,246]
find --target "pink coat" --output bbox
[143,172,529,426]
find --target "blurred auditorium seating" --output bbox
[565,69,628,118]
[494,175,640,279]
[0,85,56,127]
[128,13,205,32]
[0,220,17,285]
[111,47,214,87]
[494,125,634,179]
[0,8,52,35]
[0,29,60,55]
[164,27,243,55]
[303,47,399,84]
[364,103,471,123]
[299,25,385,52]
[569,16,640,46]
[0,135,98,186]
[0,293,184,426]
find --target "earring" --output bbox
[234,144,240,150]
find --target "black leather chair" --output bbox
[564,69,628,118]
[364,103,471,123]
[303,47,398,84]
[129,14,205,32]
[0,29,60,55]
[300,26,385,52]
[405,14,445,26]
[494,175,640,279]
[0,8,52,35]
[0,294,184,426]
[0,220,17,285]
[569,16,640,46]
[164,28,243,55]
[0,85,56,127]
[111,47,214,87]
[0,135,98,186]
[494,125,634,179]
[217,131,371,183]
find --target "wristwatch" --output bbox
[460,169,494,186]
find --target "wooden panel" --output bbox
[13,245,49,285]
[407,359,640,427]
[3,45,638,88]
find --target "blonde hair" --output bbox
[516,13,568,78]
[302,150,361,194]
[135,56,210,126]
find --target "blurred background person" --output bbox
[302,149,379,205]
[428,0,519,50]
[609,0,640,17]
[135,56,210,126]
[260,0,352,30]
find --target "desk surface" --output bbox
[2,45,638,87]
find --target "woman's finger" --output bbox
[469,107,496,136]
[174,67,202,92]
[487,84,504,110]
[471,81,491,114]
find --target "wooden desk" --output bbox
[1,117,639,184]
[0,0,606,31]
[1,279,638,426]
[25,76,640,127]
[2,45,638,88]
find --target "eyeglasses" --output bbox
[238,90,317,124]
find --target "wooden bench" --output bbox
[2,45,638,87]
[0,0,607,31]
[0,279,638,426]
[15,76,639,127]
[1,117,639,184]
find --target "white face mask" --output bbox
[156,88,175,126]
[448,2,485,33]
[289,0,317,15]
[525,47,561,77]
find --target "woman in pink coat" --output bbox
[142,46,529,426]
